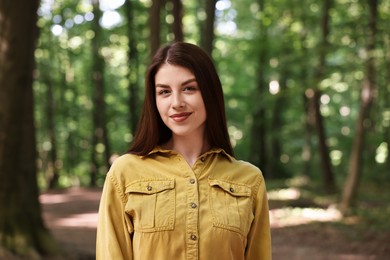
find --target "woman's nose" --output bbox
[172,92,184,109]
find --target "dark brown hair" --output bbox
[128,42,234,157]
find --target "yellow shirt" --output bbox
[96,147,272,260]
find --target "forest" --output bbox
[0,0,389,258]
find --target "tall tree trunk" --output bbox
[43,75,59,189]
[250,0,268,176]
[302,91,315,176]
[311,89,335,192]
[39,34,60,189]
[299,14,314,178]
[90,0,111,186]
[269,74,287,178]
[63,51,79,178]
[150,0,163,58]
[125,0,140,134]
[311,0,336,193]
[171,0,184,42]
[200,0,216,56]
[0,0,58,256]
[386,35,390,169]
[340,0,378,213]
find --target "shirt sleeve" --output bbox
[96,171,133,260]
[245,176,272,260]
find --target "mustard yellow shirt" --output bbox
[96,147,272,260]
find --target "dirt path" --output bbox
[40,188,390,260]
[40,188,101,259]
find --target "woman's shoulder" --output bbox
[212,156,265,184]
[104,153,150,190]
[110,153,142,167]
[106,153,145,178]
[229,158,263,174]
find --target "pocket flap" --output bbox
[126,179,175,194]
[208,179,251,197]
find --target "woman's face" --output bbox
[155,64,207,139]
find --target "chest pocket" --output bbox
[208,178,254,236]
[125,179,175,232]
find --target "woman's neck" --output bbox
[164,134,210,167]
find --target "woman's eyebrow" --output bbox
[155,84,170,88]
[181,78,197,86]
[155,78,197,88]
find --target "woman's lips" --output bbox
[170,112,192,122]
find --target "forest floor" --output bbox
[37,185,390,260]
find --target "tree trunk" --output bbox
[299,15,314,178]
[0,0,58,256]
[269,74,287,178]
[340,0,378,213]
[125,0,140,134]
[171,0,184,42]
[200,0,216,56]
[386,35,390,170]
[63,51,79,177]
[38,34,60,189]
[90,0,111,186]
[44,76,59,189]
[312,89,335,193]
[302,91,314,177]
[250,0,268,176]
[312,0,336,193]
[150,0,163,58]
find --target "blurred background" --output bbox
[0,0,389,259]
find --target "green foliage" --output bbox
[34,0,389,188]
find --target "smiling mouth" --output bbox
[170,112,192,122]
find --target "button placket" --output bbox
[186,171,199,259]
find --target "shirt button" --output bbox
[190,234,197,241]
[147,186,152,191]
[189,178,196,184]
[190,202,197,208]
[229,187,235,193]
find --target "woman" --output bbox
[96,42,272,260]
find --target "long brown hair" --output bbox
[129,42,234,157]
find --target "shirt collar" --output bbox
[142,146,233,162]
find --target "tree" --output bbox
[0,0,58,256]
[250,0,269,176]
[299,10,314,178]
[150,0,163,58]
[90,0,111,186]
[269,53,289,178]
[303,0,336,193]
[386,35,390,170]
[171,0,184,42]
[125,0,140,135]
[200,0,216,55]
[288,0,337,191]
[340,0,378,213]
[42,62,59,189]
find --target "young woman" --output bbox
[96,42,272,260]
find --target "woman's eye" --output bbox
[184,86,197,92]
[158,89,170,95]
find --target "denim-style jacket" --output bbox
[96,147,272,260]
